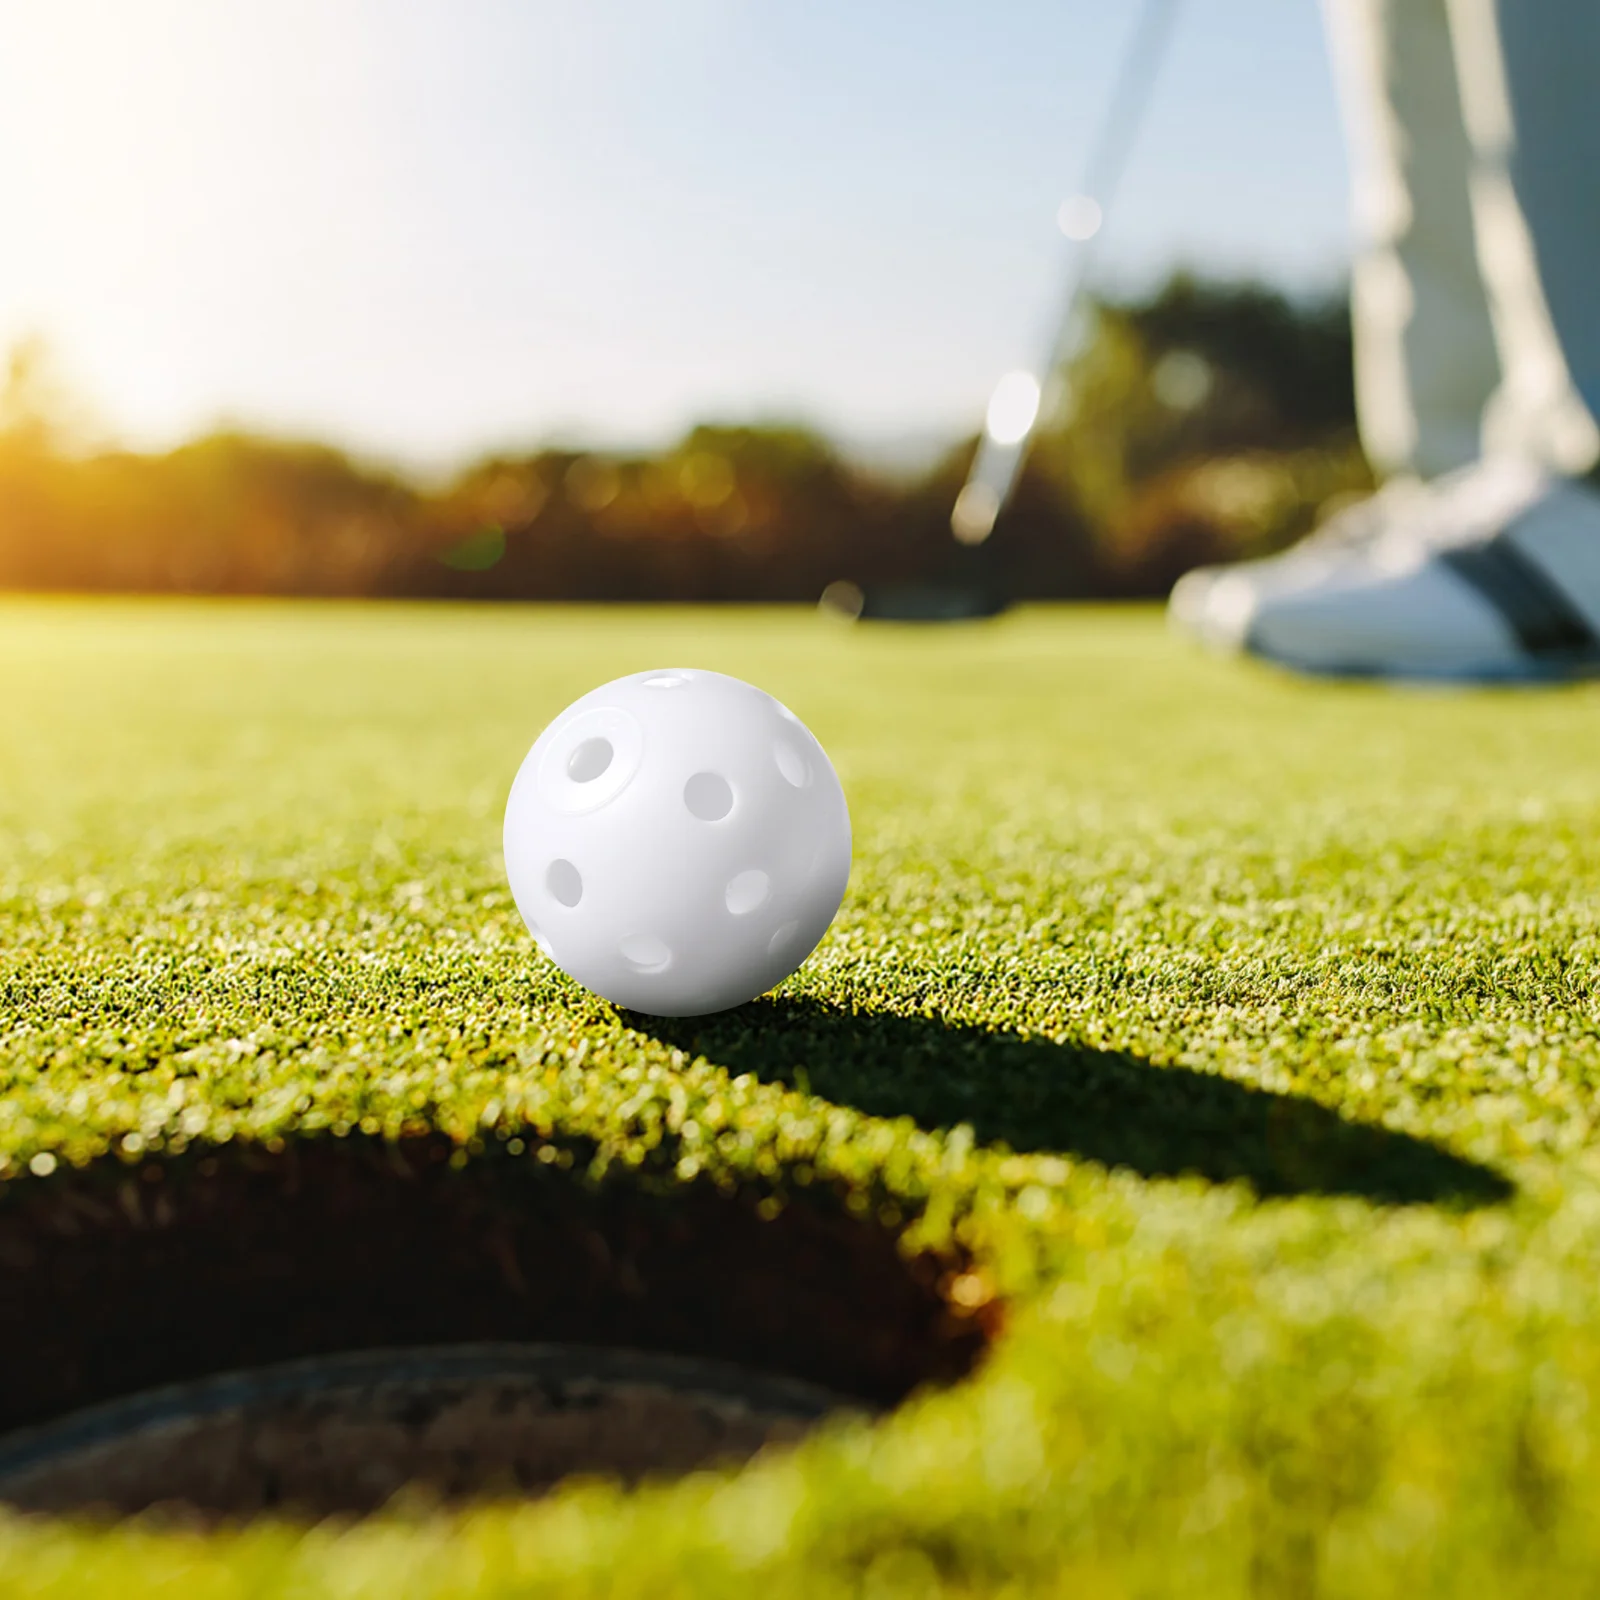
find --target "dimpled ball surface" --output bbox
[503,668,852,1017]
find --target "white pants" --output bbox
[1322,0,1600,480]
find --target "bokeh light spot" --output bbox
[984,371,1040,447]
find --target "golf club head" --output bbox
[820,544,1011,624]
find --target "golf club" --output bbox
[830,0,1184,622]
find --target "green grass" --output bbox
[5,597,1600,1595]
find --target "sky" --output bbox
[0,0,1353,468]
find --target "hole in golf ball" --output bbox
[768,920,800,955]
[566,738,614,783]
[526,922,554,958]
[724,869,770,915]
[774,742,810,788]
[642,674,688,689]
[618,934,672,972]
[546,860,583,908]
[684,771,734,821]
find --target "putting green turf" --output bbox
[4,597,1600,1594]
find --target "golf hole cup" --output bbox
[504,669,851,1016]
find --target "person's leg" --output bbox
[1166,0,1495,642]
[1446,0,1600,475]
[1168,0,1600,678]
[1323,0,1501,480]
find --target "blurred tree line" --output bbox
[0,274,1371,604]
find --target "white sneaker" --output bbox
[1168,476,1426,645]
[1168,459,1600,681]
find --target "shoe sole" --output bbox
[1242,640,1600,685]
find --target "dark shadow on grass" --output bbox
[637,998,1512,1208]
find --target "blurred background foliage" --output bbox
[0,274,1371,603]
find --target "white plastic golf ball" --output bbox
[503,668,851,1016]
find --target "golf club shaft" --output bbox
[952,0,1182,544]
